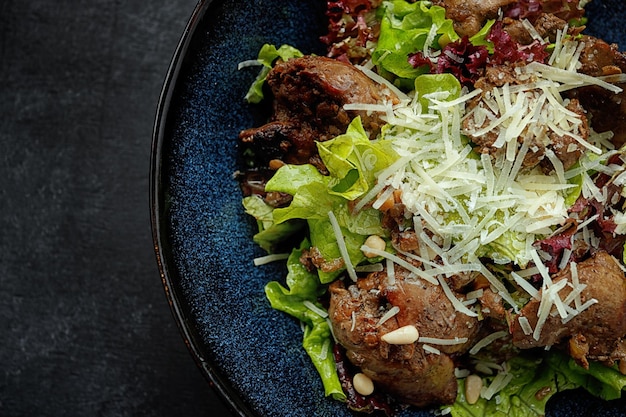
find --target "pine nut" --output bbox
[619,359,626,375]
[362,235,386,258]
[268,159,285,170]
[393,189,402,203]
[465,374,482,405]
[377,193,395,212]
[353,372,375,396]
[380,325,419,345]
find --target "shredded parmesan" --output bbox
[253,253,290,266]
[386,257,396,286]
[376,306,400,327]
[337,32,623,339]
[303,300,329,319]
[437,275,478,317]
[481,371,514,401]
[422,344,441,355]
[320,339,330,360]
[328,210,358,282]
[518,316,533,335]
[511,271,540,300]
[359,246,438,285]
[237,59,262,70]
[469,331,508,355]
[419,336,469,346]
[355,63,410,102]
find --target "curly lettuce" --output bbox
[449,352,626,417]
[264,239,345,400]
[265,117,398,283]
[244,44,303,103]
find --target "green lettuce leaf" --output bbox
[545,352,626,401]
[373,1,459,83]
[244,44,303,103]
[448,351,626,417]
[265,163,335,227]
[468,19,496,53]
[265,117,396,282]
[413,73,462,108]
[317,117,399,200]
[264,240,345,400]
[242,195,304,253]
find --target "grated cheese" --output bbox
[518,316,533,336]
[328,210,358,282]
[237,59,262,70]
[437,275,478,317]
[376,306,400,327]
[511,271,540,300]
[469,331,509,355]
[419,336,469,346]
[303,300,329,319]
[422,344,441,355]
[326,318,337,342]
[355,63,410,102]
[320,339,330,360]
[481,369,514,400]
[455,368,471,378]
[386,258,396,286]
[359,245,439,285]
[253,253,290,266]
[344,33,623,332]
[465,288,484,300]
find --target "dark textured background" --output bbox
[0,1,235,415]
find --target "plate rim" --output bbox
[148,1,626,416]
[149,0,256,416]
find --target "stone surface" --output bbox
[0,1,234,415]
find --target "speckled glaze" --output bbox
[151,1,626,416]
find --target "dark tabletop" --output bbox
[0,1,235,416]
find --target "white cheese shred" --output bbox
[319,339,330,361]
[481,371,514,401]
[328,210,358,282]
[359,246,439,285]
[386,257,396,286]
[437,275,478,317]
[419,336,469,346]
[377,306,400,327]
[303,300,329,319]
[237,59,262,70]
[422,344,441,355]
[469,331,508,355]
[253,253,290,266]
[518,316,533,335]
[511,271,540,300]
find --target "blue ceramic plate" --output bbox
[151,1,626,416]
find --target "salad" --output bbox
[237,0,626,415]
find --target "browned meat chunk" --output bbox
[570,84,626,149]
[463,67,590,171]
[578,36,626,77]
[239,56,397,172]
[541,98,588,172]
[511,251,626,368]
[268,56,394,140]
[532,12,569,43]
[432,0,516,37]
[239,120,319,167]
[564,36,626,149]
[328,266,480,407]
[478,287,507,321]
[503,13,571,46]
